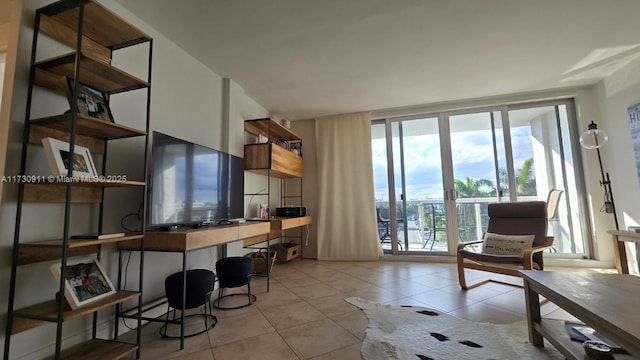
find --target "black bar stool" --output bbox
[213,257,256,309]
[160,269,217,338]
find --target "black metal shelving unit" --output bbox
[3,1,152,359]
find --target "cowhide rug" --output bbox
[346,297,564,360]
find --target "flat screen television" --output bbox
[148,132,244,227]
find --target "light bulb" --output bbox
[579,121,608,149]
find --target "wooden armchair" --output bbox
[457,201,554,289]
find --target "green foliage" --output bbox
[497,158,537,196]
[454,177,496,198]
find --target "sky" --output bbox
[372,124,533,202]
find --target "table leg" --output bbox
[612,234,629,274]
[180,252,187,350]
[523,278,544,347]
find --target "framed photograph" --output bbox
[628,102,640,186]
[289,140,303,157]
[41,137,98,178]
[50,257,116,310]
[66,78,114,122]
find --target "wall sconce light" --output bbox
[579,121,619,230]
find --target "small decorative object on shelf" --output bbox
[41,137,98,178]
[65,77,114,122]
[258,204,269,219]
[582,340,614,359]
[276,139,289,149]
[50,257,116,310]
[289,141,302,157]
[280,119,291,128]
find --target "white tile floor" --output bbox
[130,260,595,360]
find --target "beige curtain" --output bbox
[315,112,383,260]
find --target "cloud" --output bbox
[373,125,534,201]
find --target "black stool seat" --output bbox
[160,269,217,338]
[214,257,256,309]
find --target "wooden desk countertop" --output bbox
[243,216,312,247]
[118,221,271,252]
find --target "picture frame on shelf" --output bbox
[50,257,116,310]
[289,140,302,157]
[65,77,114,122]
[41,137,98,178]
[628,102,640,187]
[275,139,289,150]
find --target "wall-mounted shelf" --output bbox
[11,291,140,334]
[34,52,149,94]
[18,235,143,265]
[30,113,147,140]
[244,118,304,178]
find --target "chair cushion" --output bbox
[486,201,548,269]
[460,252,542,270]
[460,249,524,264]
[481,232,535,256]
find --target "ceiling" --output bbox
[114,0,640,120]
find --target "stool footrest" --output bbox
[159,313,217,339]
[213,292,256,310]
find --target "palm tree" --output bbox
[515,158,536,195]
[454,177,496,198]
[498,158,536,196]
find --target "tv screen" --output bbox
[148,132,244,227]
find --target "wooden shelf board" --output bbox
[21,234,143,249]
[24,181,144,203]
[24,183,102,203]
[40,14,111,64]
[55,338,138,360]
[244,144,304,178]
[242,217,311,247]
[39,0,151,49]
[245,168,302,179]
[535,319,636,360]
[30,124,106,155]
[34,52,149,94]
[12,291,140,334]
[245,118,301,142]
[18,244,100,265]
[30,113,146,140]
[243,234,269,247]
[28,179,145,187]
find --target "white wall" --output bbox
[592,55,640,273]
[0,0,268,358]
[288,119,318,258]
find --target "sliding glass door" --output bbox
[372,99,588,257]
[447,110,506,246]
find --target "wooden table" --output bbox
[608,230,640,274]
[118,221,270,350]
[520,270,640,359]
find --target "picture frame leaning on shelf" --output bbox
[65,77,115,122]
[41,137,98,179]
[50,257,116,310]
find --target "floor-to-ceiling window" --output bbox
[372,99,588,257]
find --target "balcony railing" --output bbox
[376,198,495,252]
